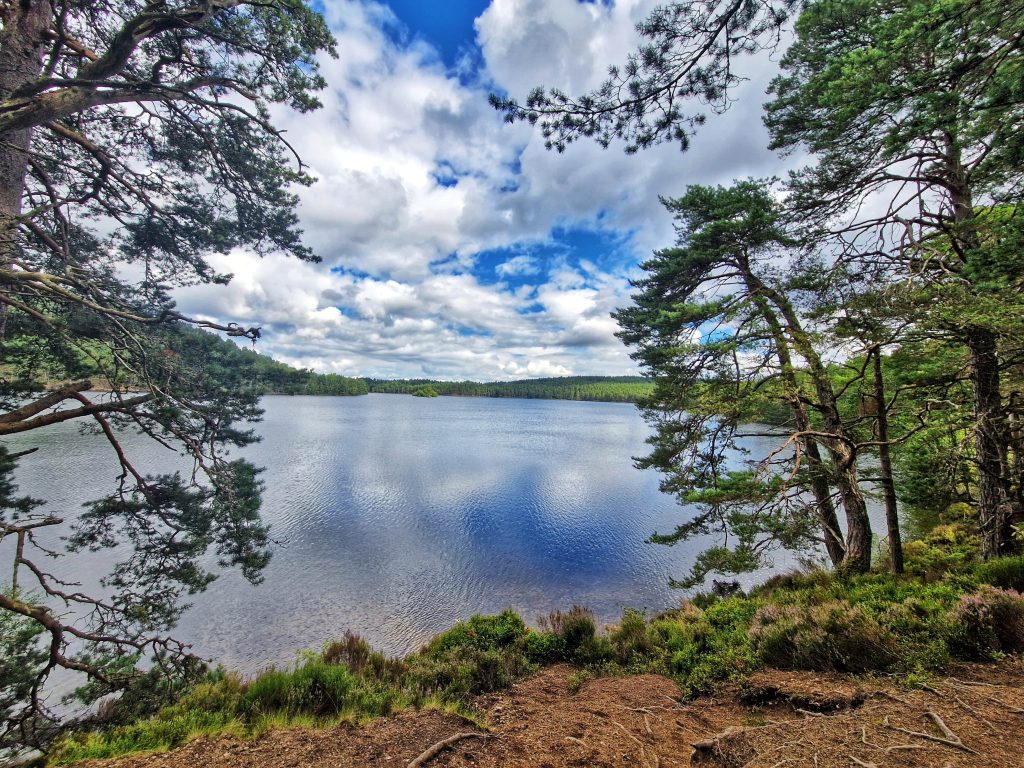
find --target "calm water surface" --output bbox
[5,394,871,671]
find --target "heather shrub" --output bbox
[663,596,759,693]
[750,568,832,597]
[403,645,533,700]
[537,606,610,663]
[949,587,1024,660]
[425,610,528,655]
[749,601,897,672]
[242,662,357,717]
[322,631,373,671]
[322,631,406,682]
[521,629,564,664]
[610,609,653,663]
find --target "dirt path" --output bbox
[71,660,1024,768]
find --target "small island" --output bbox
[412,384,439,397]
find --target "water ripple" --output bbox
[4,394,887,671]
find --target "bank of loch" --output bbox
[53,540,1024,767]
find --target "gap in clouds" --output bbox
[173,0,790,381]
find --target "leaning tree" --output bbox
[615,181,874,581]
[0,0,334,750]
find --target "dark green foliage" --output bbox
[492,0,798,153]
[367,376,653,403]
[405,646,533,700]
[520,630,565,665]
[321,632,406,683]
[0,0,341,749]
[765,0,1024,558]
[661,598,760,692]
[975,557,1024,593]
[536,606,610,664]
[614,180,867,581]
[89,657,211,729]
[241,662,397,719]
[0,600,52,749]
[406,610,535,699]
[412,385,439,397]
[610,609,652,663]
[229,343,368,396]
[423,610,528,655]
[902,525,981,582]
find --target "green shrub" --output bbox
[322,631,373,671]
[949,587,1024,660]
[240,661,398,719]
[654,597,759,693]
[902,524,980,580]
[975,556,1024,592]
[521,629,564,664]
[749,601,897,673]
[750,568,833,597]
[424,610,527,655]
[844,576,965,618]
[404,645,533,700]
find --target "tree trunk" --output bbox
[968,325,1013,558]
[1008,394,1024,533]
[748,293,846,567]
[834,453,872,573]
[942,133,1015,558]
[751,277,872,573]
[0,0,52,339]
[872,348,903,573]
[796,405,846,567]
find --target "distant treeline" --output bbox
[184,331,653,401]
[226,346,369,396]
[172,330,369,396]
[194,333,652,401]
[366,376,654,403]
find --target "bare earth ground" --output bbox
[73,659,1024,768]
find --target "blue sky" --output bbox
[176,0,785,380]
[386,0,490,66]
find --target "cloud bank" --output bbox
[175,0,787,380]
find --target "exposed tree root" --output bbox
[883,713,979,755]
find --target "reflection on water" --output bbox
[3,394,880,672]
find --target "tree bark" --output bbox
[969,325,1013,558]
[0,0,53,338]
[943,130,1015,558]
[872,348,903,573]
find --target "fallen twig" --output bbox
[407,733,490,768]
